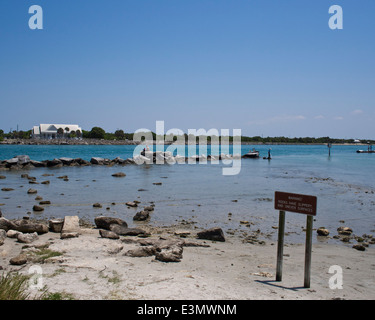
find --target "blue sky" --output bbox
[1,0,374,138]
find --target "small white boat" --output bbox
[242,149,260,158]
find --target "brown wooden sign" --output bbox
[275,191,317,216]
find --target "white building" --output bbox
[32,124,82,139]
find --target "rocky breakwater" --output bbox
[0,152,240,171]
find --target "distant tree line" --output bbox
[0,127,374,144]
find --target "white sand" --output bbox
[1,227,374,300]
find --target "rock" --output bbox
[353,244,366,251]
[60,232,79,239]
[99,229,120,240]
[27,188,38,194]
[112,172,126,177]
[17,232,39,244]
[1,188,14,192]
[13,219,48,234]
[124,246,156,257]
[39,201,51,205]
[6,229,21,239]
[0,175,6,179]
[337,227,353,235]
[46,159,63,167]
[126,201,138,207]
[90,157,105,165]
[35,196,43,200]
[155,245,183,262]
[94,216,128,230]
[109,224,148,237]
[153,182,162,185]
[49,219,64,233]
[143,206,154,211]
[10,253,28,265]
[30,160,46,167]
[59,157,74,165]
[0,217,17,231]
[61,216,80,235]
[197,227,225,242]
[0,229,6,245]
[41,180,50,185]
[33,205,44,212]
[15,155,30,164]
[93,203,102,208]
[317,227,330,236]
[133,211,150,221]
[174,230,191,238]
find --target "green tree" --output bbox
[89,127,105,139]
[114,129,125,140]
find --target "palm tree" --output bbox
[65,127,70,138]
[57,128,64,139]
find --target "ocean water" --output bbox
[0,144,374,244]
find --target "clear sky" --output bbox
[1,0,374,139]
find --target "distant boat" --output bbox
[242,149,260,158]
[356,150,375,153]
[357,144,374,153]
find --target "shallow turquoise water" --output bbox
[0,144,374,244]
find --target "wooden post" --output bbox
[276,211,286,281]
[304,215,313,288]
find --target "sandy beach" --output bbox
[1,220,374,300]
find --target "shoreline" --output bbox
[1,219,374,300]
[0,138,369,146]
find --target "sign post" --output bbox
[274,191,317,288]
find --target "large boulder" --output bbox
[13,219,48,234]
[197,227,225,242]
[109,224,148,237]
[61,216,80,238]
[0,217,17,232]
[94,216,128,230]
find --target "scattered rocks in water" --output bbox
[41,180,50,184]
[27,188,38,194]
[93,203,102,208]
[33,205,44,212]
[337,227,353,236]
[112,172,126,177]
[39,200,51,205]
[126,201,138,208]
[197,227,225,242]
[1,188,14,192]
[317,227,330,236]
[35,196,43,200]
[133,210,150,221]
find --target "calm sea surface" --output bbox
[0,144,374,244]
